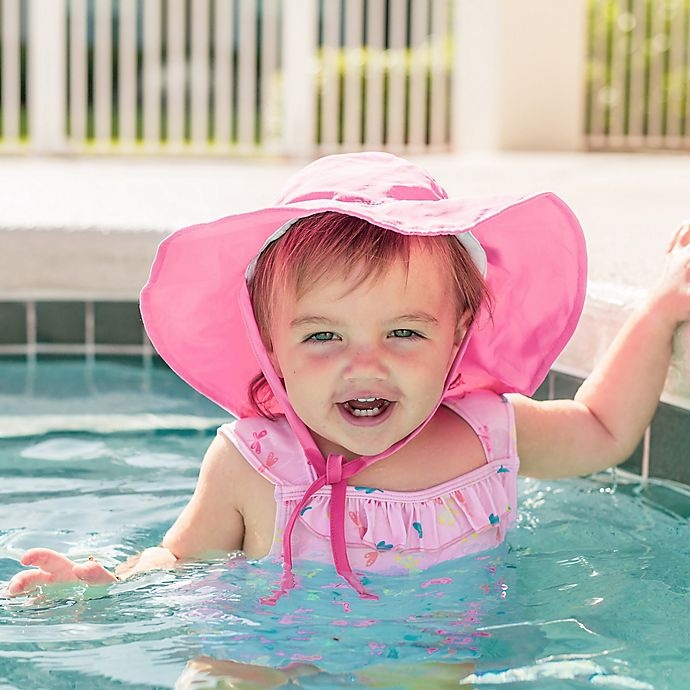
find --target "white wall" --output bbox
[454,0,586,152]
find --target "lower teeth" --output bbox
[352,407,381,417]
[345,401,389,417]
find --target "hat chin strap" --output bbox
[239,283,474,603]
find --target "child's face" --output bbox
[268,247,465,459]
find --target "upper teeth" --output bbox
[344,398,390,417]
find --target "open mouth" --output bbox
[341,397,392,418]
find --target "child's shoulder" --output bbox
[443,389,514,422]
[441,389,517,461]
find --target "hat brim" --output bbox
[140,192,586,417]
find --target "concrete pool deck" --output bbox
[1,150,689,410]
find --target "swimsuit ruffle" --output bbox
[278,459,517,572]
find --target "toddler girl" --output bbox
[7,152,690,601]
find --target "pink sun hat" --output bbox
[141,151,587,419]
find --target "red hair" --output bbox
[247,212,491,419]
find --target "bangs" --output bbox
[278,213,415,298]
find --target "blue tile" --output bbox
[94,301,143,345]
[0,302,27,344]
[532,374,551,401]
[649,402,690,485]
[553,371,582,399]
[36,302,85,344]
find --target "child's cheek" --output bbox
[288,352,340,382]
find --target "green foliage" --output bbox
[586,0,690,142]
[313,38,454,146]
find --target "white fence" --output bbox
[0,0,454,156]
[6,0,688,155]
[586,0,690,150]
[1,0,22,147]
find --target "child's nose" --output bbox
[342,346,388,380]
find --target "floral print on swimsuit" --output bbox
[220,389,519,574]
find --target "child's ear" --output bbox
[454,312,471,346]
[447,323,467,368]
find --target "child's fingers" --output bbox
[7,551,117,596]
[667,221,690,252]
[72,560,117,584]
[678,222,690,248]
[6,569,54,596]
[20,548,75,579]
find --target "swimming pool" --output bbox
[0,358,688,689]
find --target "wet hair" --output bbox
[247,212,491,419]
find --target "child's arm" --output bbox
[6,433,246,595]
[512,222,690,479]
[156,433,246,562]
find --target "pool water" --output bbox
[0,359,689,690]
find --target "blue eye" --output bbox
[307,332,337,342]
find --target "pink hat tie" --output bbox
[261,453,379,605]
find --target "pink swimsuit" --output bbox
[219,390,519,574]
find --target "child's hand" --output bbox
[5,547,117,597]
[647,221,690,328]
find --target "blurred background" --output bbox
[0,0,688,156]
